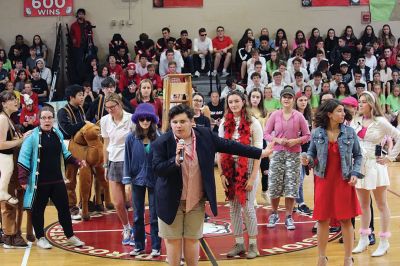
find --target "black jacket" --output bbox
[57,103,86,139]
[85,94,108,123]
[152,127,262,225]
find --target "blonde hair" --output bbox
[360,91,384,118]
[104,92,123,106]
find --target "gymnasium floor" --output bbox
[1,163,400,266]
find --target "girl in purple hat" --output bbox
[123,103,161,257]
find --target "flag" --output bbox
[370,0,400,21]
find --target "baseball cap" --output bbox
[280,86,295,98]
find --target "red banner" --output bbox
[24,0,74,17]
[153,0,203,8]
[304,0,369,6]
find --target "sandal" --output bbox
[0,196,18,207]
[318,256,328,266]
[344,257,354,266]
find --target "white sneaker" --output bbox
[194,71,200,78]
[37,237,52,249]
[150,249,161,257]
[67,235,85,247]
[221,70,229,77]
[207,71,212,77]
[212,70,217,77]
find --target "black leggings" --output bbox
[261,139,270,192]
[31,182,74,239]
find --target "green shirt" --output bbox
[263,98,281,112]
[311,94,320,108]
[386,94,400,113]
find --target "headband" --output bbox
[361,91,376,103]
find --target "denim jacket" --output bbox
[307,124,364,180]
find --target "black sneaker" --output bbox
[70,206,82,220]
[369,233,376,245]
[312,222,318,233]
[329,226,341,233]
[204,212,210,222]
[297,204,312,215]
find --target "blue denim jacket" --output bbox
[307,124,364,180]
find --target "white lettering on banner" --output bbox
[24,0,73,17]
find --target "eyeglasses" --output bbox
[217,29,224,32]
[138,117,152,122]
[200,34,207,36]
[105,103,119,111]
[40,116,54,121]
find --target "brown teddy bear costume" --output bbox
[67,123,112,220]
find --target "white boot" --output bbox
[0,154,18,205]
[352,229,370,254]
[371,233,391,257]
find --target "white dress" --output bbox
[352,116,400,190]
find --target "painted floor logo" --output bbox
[45,204,341,261]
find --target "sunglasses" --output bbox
[200,34,207,36]
[138,117,152,122]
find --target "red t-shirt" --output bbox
[212,36,233,51]
[118,72,140,92]
[108,64,124,82]
[20,92,39,108]
[19,105,40,126]
[141,73,162,90]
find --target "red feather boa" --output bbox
[220,109,251,205]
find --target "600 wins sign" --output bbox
[24,0,74,17]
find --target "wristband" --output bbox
[102,163,108,169]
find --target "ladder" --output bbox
[161,74,193,132]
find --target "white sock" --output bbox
[222,68,227,72]
[235,237,244,244]
[123,223,131,230]
[249,238,257,245]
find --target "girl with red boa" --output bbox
[218,90,263,259]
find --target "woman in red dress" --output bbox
[301,99,363,266]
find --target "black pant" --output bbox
[260,139,270,192]
[193,53,211,73]
[31,182,74,239]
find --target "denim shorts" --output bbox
[107,161,124,183]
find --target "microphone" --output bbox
[301,152,310,175]
[375,145,382,157]
[179,139,185,163]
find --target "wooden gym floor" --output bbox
[1,163,400,266]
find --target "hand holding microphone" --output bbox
[175,139,185,165]
[300,152,310,175]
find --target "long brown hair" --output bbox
[224,90,252,123]
[136,79,154,103]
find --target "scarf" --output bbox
[220,109,251,205]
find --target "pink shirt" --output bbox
[177,130,204,212]
[264,109,310,153]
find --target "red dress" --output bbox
[313,142,361,221]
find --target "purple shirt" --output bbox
[264,109,311,153]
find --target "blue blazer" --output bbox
[152,127,262,225]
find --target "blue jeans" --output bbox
[296,166,305,205]
[132,185,161,250]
